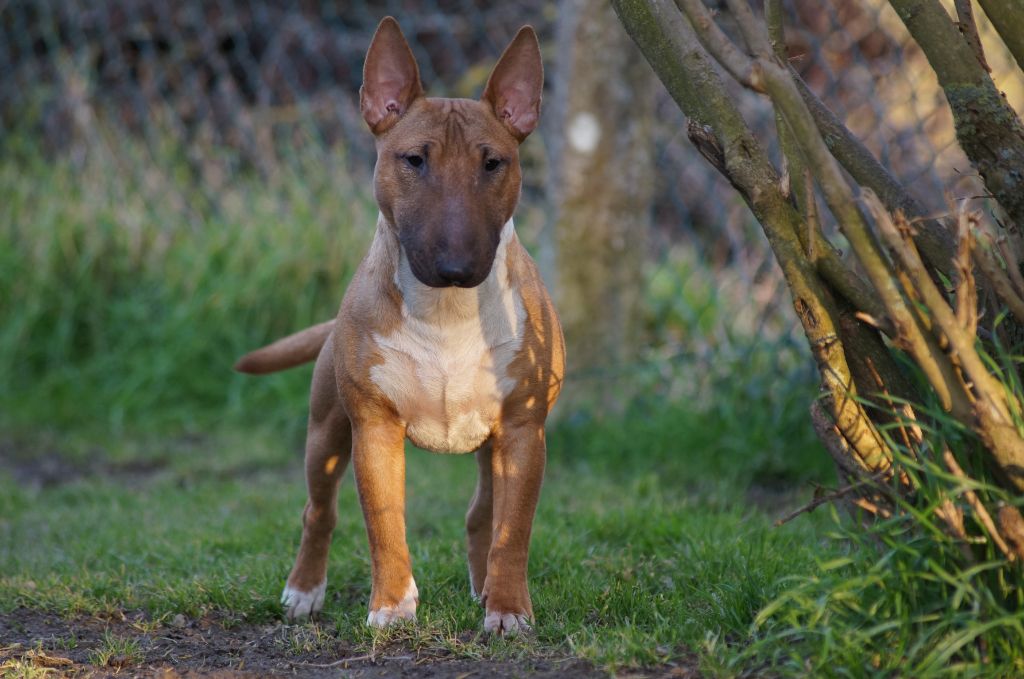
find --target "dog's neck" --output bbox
[373,215,518,325]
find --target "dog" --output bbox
[234,17,564,636]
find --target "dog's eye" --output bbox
[484,158,501,172]
[405,154,424,168]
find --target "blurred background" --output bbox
[2,0,1021,438]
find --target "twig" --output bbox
[861,194,975,420]
[290,653,413,668]
[616,0,894,472]
[852,496,893,518]
[973,231,1024,322]
[954,0,992,72]
[997,505,1024,560]
[997,235,1024,294]
[775,475,882,526]
[718,17,970,421]
[677,0,893,337]
[803,169,819,262]
[873,196,1013,423]
[953,202,979,336]
[943,448,1014,560]
[787,70,953,277]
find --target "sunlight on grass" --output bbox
[0,394,833,672]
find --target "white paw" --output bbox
[366,578,418,628]
[484,610,532,636]
[281,581,326,621]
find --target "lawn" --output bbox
[0,382,837,675]
[7,133,976,677]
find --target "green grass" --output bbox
[0,131,376,435]
[0,393,835,672]
[0,129,842,674]
[86,630,144,668]
[731,354,1024,678]
[7,128,1023,676]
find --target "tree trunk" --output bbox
[552,0,655,390]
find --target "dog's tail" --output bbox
[234,319,336,374]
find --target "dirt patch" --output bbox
[0,435,293,490]
[0,608,698,678]
[0,437,171,490]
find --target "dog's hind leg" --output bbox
[282,333,352,620]
[465,440,493,600]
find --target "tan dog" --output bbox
[235,17,564,636]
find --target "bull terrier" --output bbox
[235,17,564,636]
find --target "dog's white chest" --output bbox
[369,222,524,454]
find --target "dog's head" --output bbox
[360,17,542,289]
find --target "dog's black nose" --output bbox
[436,260,475,286]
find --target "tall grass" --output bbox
[724,344,1024,677]
[1,129,376,435]
[1,122,805,439]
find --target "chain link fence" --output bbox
[4,0,1019,410]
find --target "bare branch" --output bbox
[722,0,773,58]
[676,0,892,334]
[973,230,1024,322]
[613,0,894,470]
[953,205,979,336]
[789,72,954,278]
[672,0,762,89]
[954,0,992,71]
[775,474,885,527]
[764,0,813,233]
[943,448,1014,560]
[764,0,787,59]
[976,0,1024,75]
[803,170,819,262]
[890,0,1024,231]
[872,199,1014,423]
[746,52,972,419]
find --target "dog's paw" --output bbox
[366,578,418,628]
[483,610,532,636]
[281,581,326,621]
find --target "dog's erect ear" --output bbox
[482,26,543,142]
[360,17,424,135]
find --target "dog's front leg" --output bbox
[351,415,417,627]
[480,421,546,635]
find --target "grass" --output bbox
[0,128,841,674]
[0,391,835,672]
[731,351,1024,678]
[6,127,1023,676]
[86,631,144,668]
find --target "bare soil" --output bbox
[0,608,699,678]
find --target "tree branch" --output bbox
[954,0,991,72]
[614,0,893,471]
[976,0,1024,75]
[889,0,1024,232]
[789,71,955,277]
